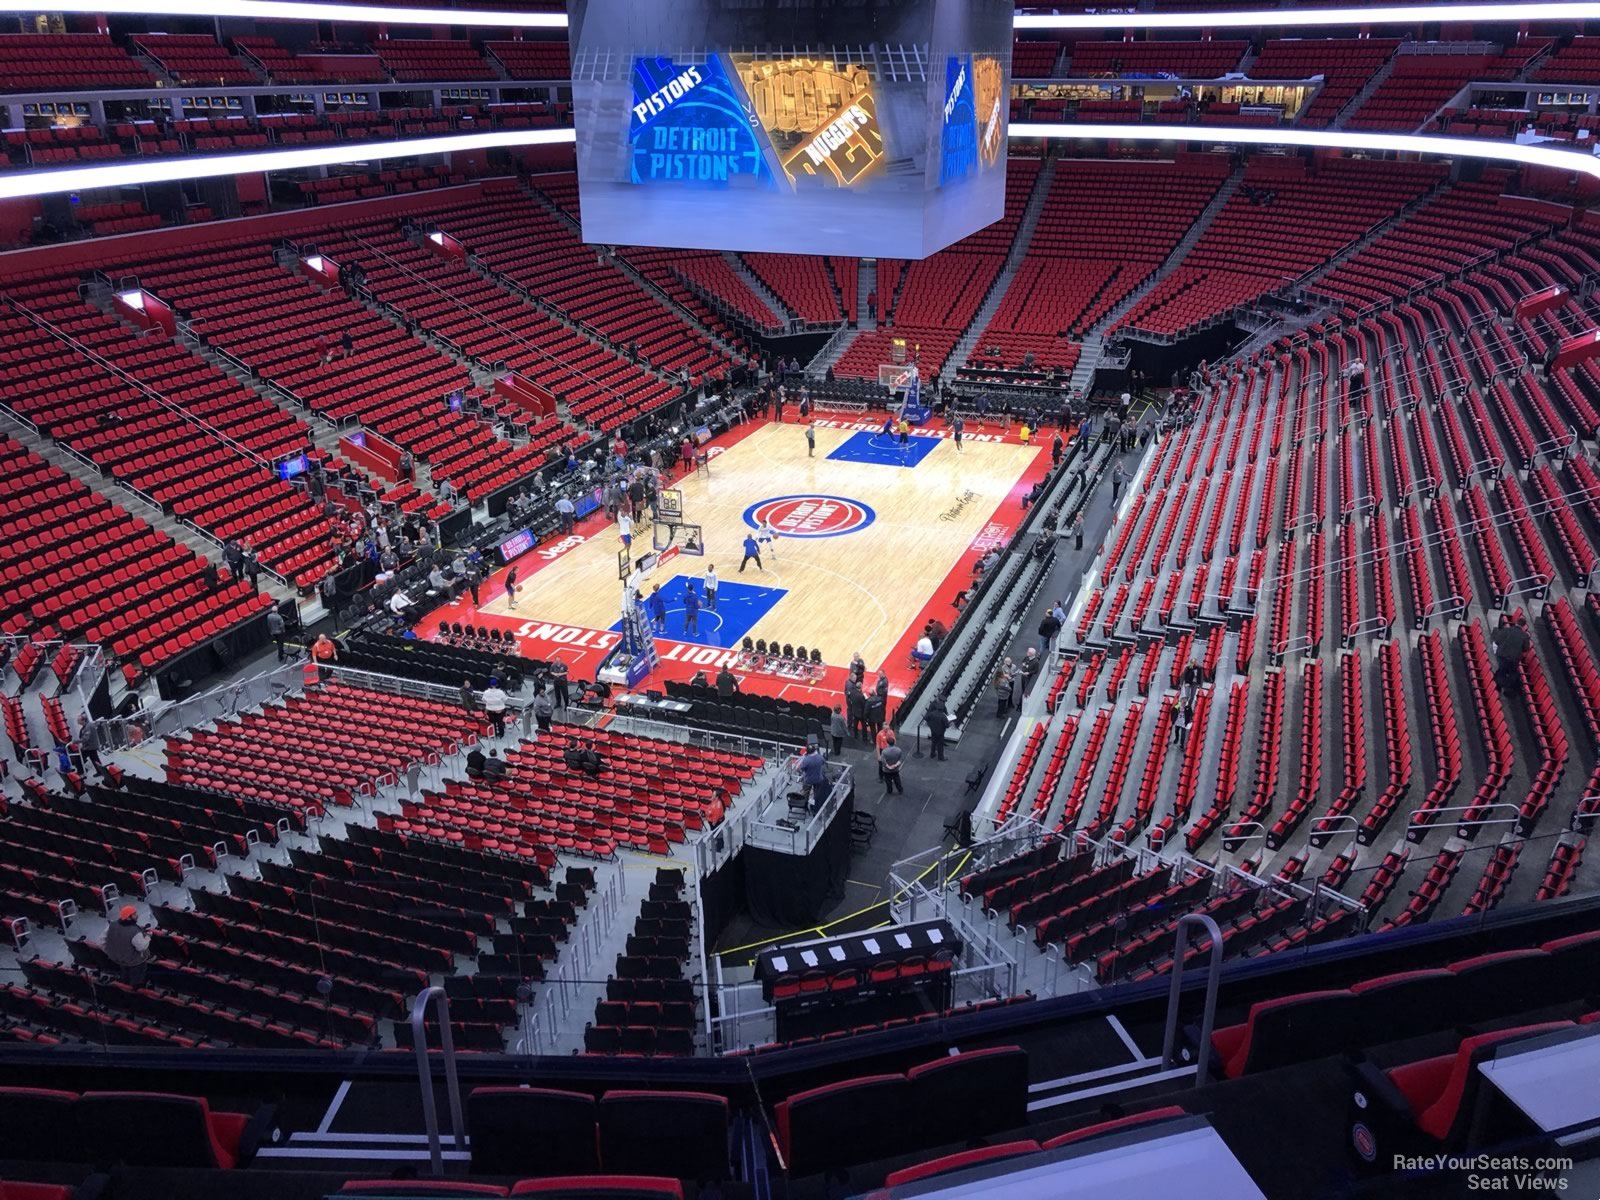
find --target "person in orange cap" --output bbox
[103,904,152,986]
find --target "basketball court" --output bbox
[416,413,1050,698]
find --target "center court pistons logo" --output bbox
[743,494,875,539]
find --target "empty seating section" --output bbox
[1533,35,1600,83]
[0,278,340,587]
[1067,38,1248,78]
[835,158,1041,379]
[584,870,696,1056]
[1117,157,1443,337]
[971,158,1230,369]
[232,37,388,84]
[133,34,257,86]
[109,234,519,495]
[439,179,730,403]
[486,39,571,80]
[165,681,483,812]
[0,34,156,91]
[399,730,759,857]
[1313,175,1559,313]
[374,39,497,82]
[1012,39,1060,79]
[1251,39,1400,126]
[671,253,785,334]
[0,435,270,676]
[1347,50,1521,132]
[741,254,847,324]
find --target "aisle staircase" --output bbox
[723,252,793,326]
[943,154,1060,381]
[857,259,878,332]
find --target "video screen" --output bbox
[567,0,1012,259]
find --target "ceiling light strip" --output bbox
[32,0,1594,30]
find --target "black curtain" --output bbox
[742,788,854,927]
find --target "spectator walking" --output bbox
[1173,699,1193,747]
[482,677,509,738]
[1491,614,1531,691]
[1111,463,1127,503]
[1073,511,1084,550]
[1038,608,1062,657]
[242,544,261,594]
[312,633,338,682]
[880,733,904,795]
[460,678,477,716]
[267,607,287,662]
[1181,656,1205,703]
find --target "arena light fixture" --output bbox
[1014,2,1597,30]
[0,127,576,200]
[1014,123,1600,183]
[36,0,1600,28]
[48,0,565,26]
[0,122,1593,200]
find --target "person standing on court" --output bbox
[482,677,508,739]
[704,564,719,611]
[829,706,847,755]
[873,671,889,716]
[739,531,763,573]
[952,414,964,452]
[1051,431,1064,466]
[926,700,949,761]
[555,494,575,533]
[617,510,633,551]
[805,421,816,457]
[504,564,519,608]
[683,581,701,636]
[648,586,668,633]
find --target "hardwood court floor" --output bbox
[478,420,1043,669]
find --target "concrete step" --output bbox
[858,259,878,332]
[723,252,793,324]
[944,154,1059,380]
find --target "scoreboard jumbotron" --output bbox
[566,0,1013,259]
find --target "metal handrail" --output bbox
[410,985,466,1175]
[1160,913,1224,1086]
